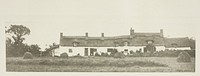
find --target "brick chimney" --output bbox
[160,29,163,37]
[130,27,134,35]
[85,32,88,37]
[60,32,63,37]
[101,33,104,37]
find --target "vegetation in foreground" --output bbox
[6,57,195,72]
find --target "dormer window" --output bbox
[146,40,154,44]
[73,42,78,47]
[123,41,129,46]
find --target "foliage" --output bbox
[43,43,59,57]
[114,52,125,58]
[23,52,33,59]
[60,53,68,58]
[129,50,134,54]
[154,50,195,57]
[6,39,41,57]
[127,50,195,57]
[29,44,41,57]
[6,38,14,57]
[95,52,101,56]
[6,42,29,57]
[108,49,118,57]
[185,50,195,57]
[6,25,30,45]
[101,52,109,57]
[129,52,143,57]
[177,51,191,62]
[5,25,37,57]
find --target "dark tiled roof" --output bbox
[164,37,191,47]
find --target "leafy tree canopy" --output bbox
[6,25,30,45]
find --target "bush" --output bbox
[95,52,100,56]
[155,50,183,57]
[23,52,33,59]
[128,53,142,57]
[60,53,68,58]
[101,52,109,57]
[177,51,191,62]
[114,52,125,58]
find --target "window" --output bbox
[123,41,129,46]
[73,42,78,47]
[69,49,73,53]
[107,48,113,52]
[147,40,154,44]
[107,48,117,54]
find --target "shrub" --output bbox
[23,52,33,59]
[156,50,183,57]
[177,51,191,62]
[129,50,134,54]
[101,52,109,57]
[95,52,100,56]
[128,53,142,57]
[114,52,125,58]
[60,53,68,58]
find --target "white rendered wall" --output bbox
[58,46,84,56]
[155,46,165,51]
[57,45,167,56]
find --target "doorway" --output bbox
[84,48,88,56]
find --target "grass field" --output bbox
[6,57,195,72]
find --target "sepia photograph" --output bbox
[0,0,199,75]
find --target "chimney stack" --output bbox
[85,32,88,37]
[101,33,104,37]
[160,29,163,37]
[130,27,134,35]
[60,32,63,37]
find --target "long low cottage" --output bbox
[54,28,193,56]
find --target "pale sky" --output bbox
[1,0,200,50]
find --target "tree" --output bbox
[6,38,14,57]
[43,43,59,57]
[6,25,30,45]
[29,44,41,57]
[6,25,31,57]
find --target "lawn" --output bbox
[6,57,195,72]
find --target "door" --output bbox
[84,48,88,56]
